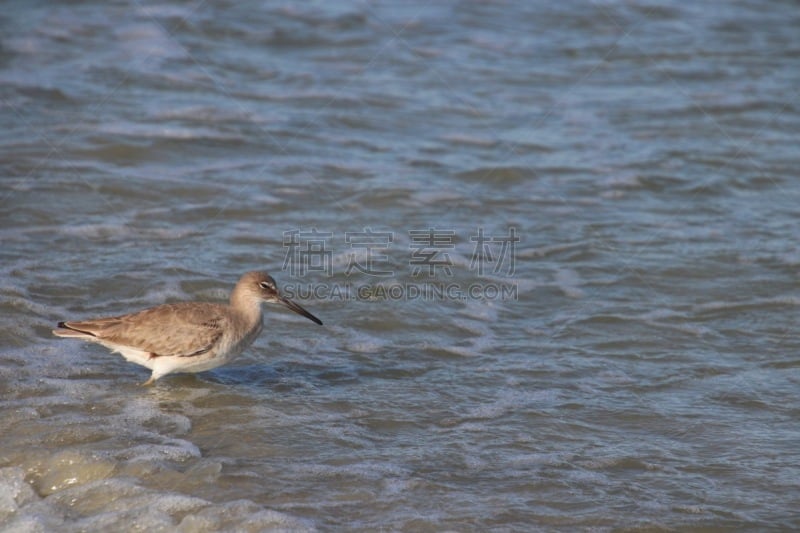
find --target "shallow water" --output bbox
[2,0,799,530]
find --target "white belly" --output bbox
[96,320,262,379]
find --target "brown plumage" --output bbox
[53,271,322,385]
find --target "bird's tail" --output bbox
[52,322,96,339]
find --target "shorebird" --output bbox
[53,271,322,385]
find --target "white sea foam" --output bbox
[553,268,586,299]
[115,22,188,61]
[692,295,800,314]
[56,223,190,242]
[0,369,312,531]
[0,468,37,523]
[342,329,389,354]
[3,472,313,532]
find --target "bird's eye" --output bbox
[259,281,273,290]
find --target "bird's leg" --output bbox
[140,375,156,387]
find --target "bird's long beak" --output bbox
[279,295,323,325]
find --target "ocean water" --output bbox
[1,0,799,530]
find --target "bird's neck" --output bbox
[230,290,263,330]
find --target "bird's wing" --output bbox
[59,303,228,358]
